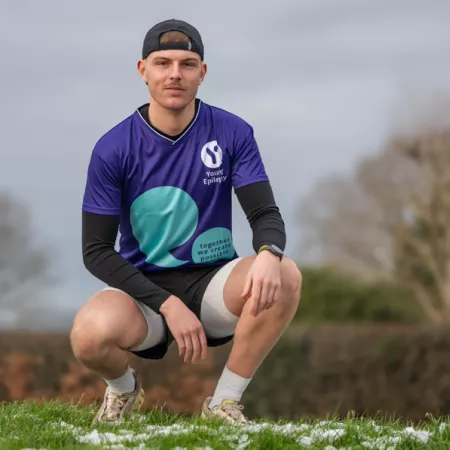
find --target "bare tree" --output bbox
[297,128,450,323]
[296,167,395,280]
[0,190,56,328]
[388,130,450,323]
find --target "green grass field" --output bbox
[1,402,450,449]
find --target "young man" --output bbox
[73,18,301,425]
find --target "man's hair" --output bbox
[159,31,191,44]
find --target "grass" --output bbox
[1,402,450,449]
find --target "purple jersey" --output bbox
[82,101,269,272]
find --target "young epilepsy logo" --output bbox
[201,140,223,168]
[201,141,227,186]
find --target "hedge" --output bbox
[1,324,449,422]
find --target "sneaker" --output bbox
[201,396,250,425]
[92,369,145,424]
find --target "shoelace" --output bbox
[221,402,248,422]
[101,390,129,420]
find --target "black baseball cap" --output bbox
[142,19,204,60]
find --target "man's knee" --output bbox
[281,258,302,295]
[278,258,302,312]
[70,313,112,364]
[69,291,148,362]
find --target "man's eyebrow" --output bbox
[153,56,199,63]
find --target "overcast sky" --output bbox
[1,0,450,325]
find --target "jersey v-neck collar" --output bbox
[136,100,202,145]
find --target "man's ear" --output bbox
[137,59,148,86]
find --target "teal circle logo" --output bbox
[130,186,199,268]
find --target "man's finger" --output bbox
[266,284,279,310]
[259,281,270,314]
[175,333,186,358]
[183,332,193,363]
[190,330,201,364]
[250,280,262,317]
[199,327,208,360]
[241,273,252,299]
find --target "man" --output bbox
[73,18,301,425]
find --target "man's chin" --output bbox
[161,96,194,112]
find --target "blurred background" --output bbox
[1,0,450,421]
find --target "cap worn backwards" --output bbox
[142,19,204,60]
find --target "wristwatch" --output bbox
[258,244,283,260]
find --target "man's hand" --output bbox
[160,295,207,364]
[241,250,282,317]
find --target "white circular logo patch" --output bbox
[201,141,223,168]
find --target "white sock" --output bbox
[104,367,136,394]
[209,366,252,409]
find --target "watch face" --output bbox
[271,245,283,255]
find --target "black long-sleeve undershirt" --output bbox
[82,181,286,313]
[235,181,286,253]
[82,211,173,312]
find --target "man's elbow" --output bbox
[81,242,104,273]
[82,250,95,274]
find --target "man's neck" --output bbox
[148,98,196,137]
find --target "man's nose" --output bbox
[169,62,182,79]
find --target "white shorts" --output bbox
[102,258,242,353]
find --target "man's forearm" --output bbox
[235,181,286,253]
[249,204,286,253]
[82,211,172,313]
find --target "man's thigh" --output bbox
[99,287,166,352]
[200,257,254,339]
[72,288,153,352]
[200,254,299,335]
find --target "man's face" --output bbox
[138,50,207,111]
